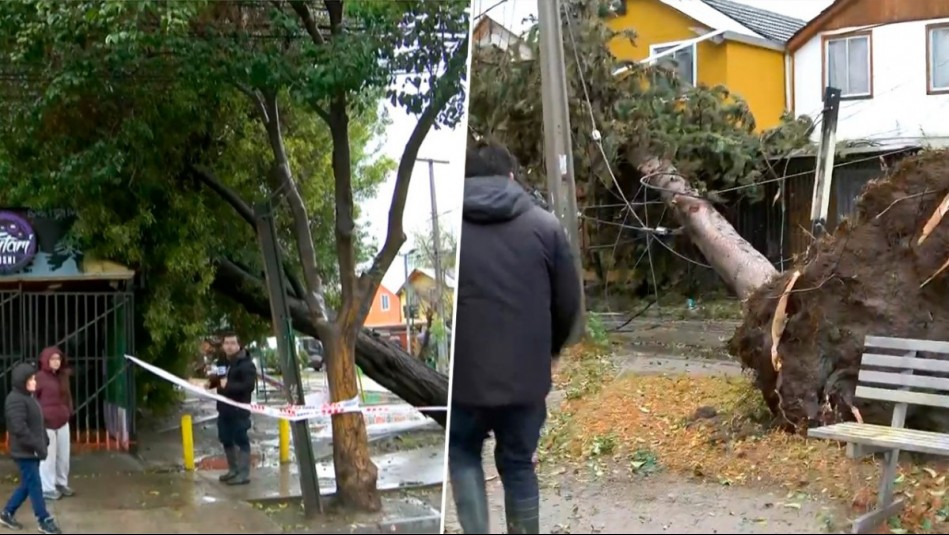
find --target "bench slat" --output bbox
[855,386,949,408]
[859,369,949,392]
[808,422,949,456]
[861,353,949,373]
[865,336,949,354]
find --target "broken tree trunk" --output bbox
[638,158,778,299]
[643,152,949,431]
[213,259,447,427]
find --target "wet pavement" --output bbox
[203,444,445,502]
[58,367,449,533]
[0,453,283,534]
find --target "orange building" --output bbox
[364,284,402,327]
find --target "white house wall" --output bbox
[794,18,949,148]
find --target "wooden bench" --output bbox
[807,335,949,534]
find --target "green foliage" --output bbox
[585,313,609,349]
[470,0,812,196]
[469,0,812,292]
[0,0,414,408]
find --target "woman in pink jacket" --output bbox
[34,347,74,501]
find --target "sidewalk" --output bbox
[0,452,281,534]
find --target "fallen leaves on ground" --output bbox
[543,345,949,534]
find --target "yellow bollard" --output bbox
[181,414,195,471]
[279,419,291,464]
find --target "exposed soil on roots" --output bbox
[730,150,949,431]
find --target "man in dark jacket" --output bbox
[212,332,257,486]
[449,142,582,534]
[1,363,62,534]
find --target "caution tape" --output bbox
[124,354,446,422]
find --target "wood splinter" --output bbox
[770,270,802,373]
[920,255,949,288]
[917,191,949,245]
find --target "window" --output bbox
[380,294,390,311]
[825,34,871,98]
[929,25,949,93]
[650,42,696,86]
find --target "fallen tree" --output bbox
[213,257,447,426]
[729,150,949,430]
[471,1,949,431]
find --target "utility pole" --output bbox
[538,0,585,340]
[810,86,842,240]
[401,248,416,354]
[255,202,322,518]
[419,157,451,373]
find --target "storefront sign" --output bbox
[0,211,37,273]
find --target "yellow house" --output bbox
[606,0,806,130]
[397,268,456,325]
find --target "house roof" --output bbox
[785,0,857,52]
[655,0,805,45]
[396,267,457,295]
[698,0,807,43]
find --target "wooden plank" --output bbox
[808,422,949,456]
[856,386,949,409]
[861,353,949,373]
[851,497,904,534]
[858,370,949,392]
[865,336,949,354]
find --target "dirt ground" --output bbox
[442,450,842,533]
[442,316,850,534]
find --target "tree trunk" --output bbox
[638,158,778,299]
[642,153,949,432]
[212,260,448,426]
[325,326,381,511]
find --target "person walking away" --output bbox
[0,363,63,534]
[213,332,257,486]
[449,142,582,534]
[35,347,74,501]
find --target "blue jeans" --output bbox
[5,459,50,522]
[448,403,546,534]
[217,414,251,453]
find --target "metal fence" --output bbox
[0,289,136,452]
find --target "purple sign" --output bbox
[0,212,37,273]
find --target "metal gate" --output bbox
[0,289,136,452]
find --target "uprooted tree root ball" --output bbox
[730,150,949,431]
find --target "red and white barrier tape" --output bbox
[124,354,446,422]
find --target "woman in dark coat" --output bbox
[0,362,62,534]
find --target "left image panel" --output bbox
[0,1,471,534]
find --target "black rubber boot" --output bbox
[226,449,251,486]
[504,496,540,534]
[218,447,238,482]
[450,467,489,534]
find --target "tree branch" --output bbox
[234,82,269,123]
[189,164,305,300]
[190,164,255,226]
[356,36,470,322]
[258,90,330,321]
[324,0,343,35]
[289,0,325,45]
[329,94,359,326]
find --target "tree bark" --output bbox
[212,258,448,426]
[638,158,778,299]
[326,326,381,511]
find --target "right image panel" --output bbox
[446,0,883,533]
